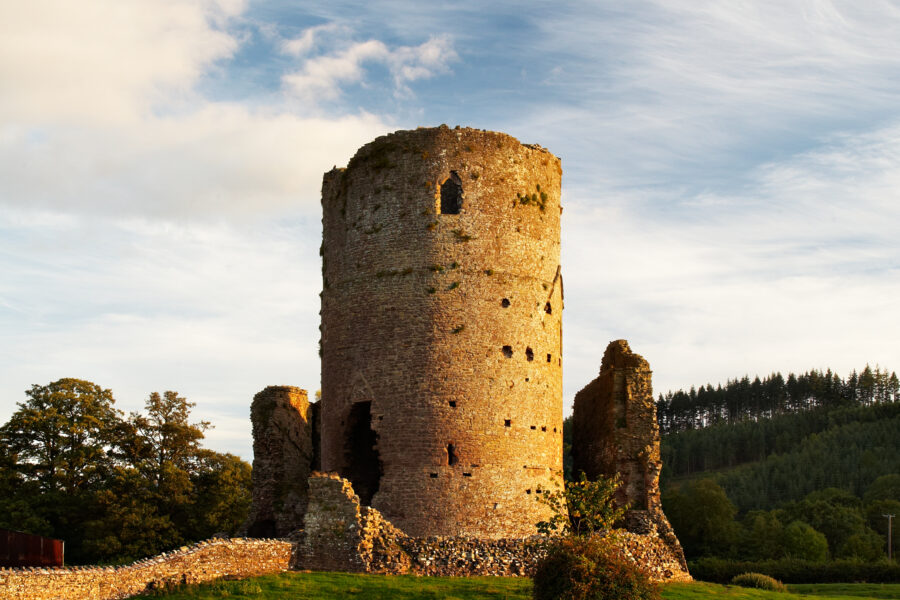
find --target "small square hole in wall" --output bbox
[541,426,547,432]
[504,419,511,427]
[526,347,534,361]
[448,400,457,407]
[429,473,438,478]
[526,489,532,494]
[502,345,513,358]
[501,298,510,308]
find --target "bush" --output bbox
[532,536,659,600]
[730,572,786,592]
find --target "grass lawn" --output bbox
[132,572,900,600]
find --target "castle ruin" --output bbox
[243,125,688,578]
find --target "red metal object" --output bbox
[0,528,64,567]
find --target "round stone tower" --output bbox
[320,125,563,538]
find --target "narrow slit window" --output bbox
[547,353,552,363]
[526,347,534,361]
[429,473,438,478]
[463,472,472,477]
[545,302,552,314]
[447,443,459,466]
[439,171,463,214]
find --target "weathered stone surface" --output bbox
[297,472,411,573]
[319,126,563,538]
[241,386,313,537]
[0,538,291,600]
[297,473,689,581]
[572,339,687,570]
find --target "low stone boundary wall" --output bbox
[0,538,292,600]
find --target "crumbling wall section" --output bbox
[242,386,313,537]
[572,340,687,570]
[296,472,411,573]
[0,538,291,600]
[297,473,690,581]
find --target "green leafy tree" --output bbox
[741,510,784,560]
[663,479,739,558]
[0,379,122,493]
[782,520,828,561]
[864,474,900,504]
[536,472,625,537]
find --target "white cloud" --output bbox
[282,34,457,104]
[0,0,244,126]
[280,22,343,57]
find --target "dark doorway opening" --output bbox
[440,172,463,214]
[343,401,382,505]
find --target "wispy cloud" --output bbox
[282,33,457,104]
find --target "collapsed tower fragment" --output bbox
[572,339,687,569]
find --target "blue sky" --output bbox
[1,0,898,459]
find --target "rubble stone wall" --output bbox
[0,538,291,600]
[319,126,564,538]
[241,386,314,537]
[297,473,690,581]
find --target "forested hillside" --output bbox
[656,364,899,564]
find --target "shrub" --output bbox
[532,536,659,600]
[730,572,786,592]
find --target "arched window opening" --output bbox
[342,401,382,506]
[439,171,463,214]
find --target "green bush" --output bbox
[532,536,659,600]
[730,572,786,592]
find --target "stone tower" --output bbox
[319,126,563,538]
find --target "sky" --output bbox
[1,0,898,461]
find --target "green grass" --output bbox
[132,571,532,600]
[133,573,900,600]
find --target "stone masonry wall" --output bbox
[571,339,688,570]
[297,473,690,581]
[0,538,291,600]
[320,125,564,538]
[241,386,313,537]
[296,472,411,573]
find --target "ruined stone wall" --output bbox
[297,473,690,581]
[241,386,313,537]
[320,126,563,538]
[572,340,687,569]
[0,538,291,600]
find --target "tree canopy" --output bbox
[0,379,251,564]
